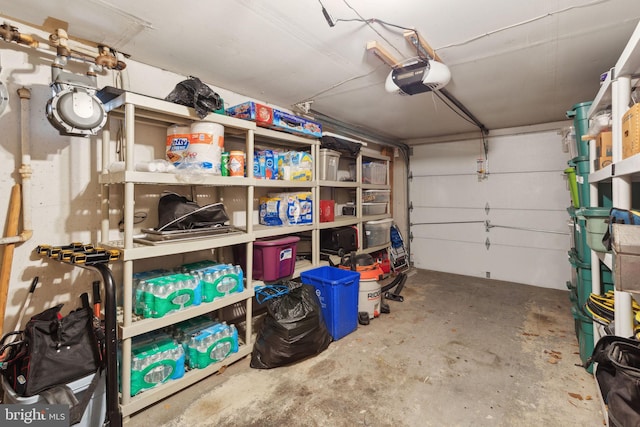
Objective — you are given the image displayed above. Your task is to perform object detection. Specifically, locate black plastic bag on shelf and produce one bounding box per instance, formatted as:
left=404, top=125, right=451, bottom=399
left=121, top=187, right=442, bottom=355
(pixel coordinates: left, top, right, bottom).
left=157, top=192, right=229, bottom=231
left=250, top=282, right=332, bottom=369
left=165, top=76, right=223, bottom=119
left=321, top=135, right=362, bottom=157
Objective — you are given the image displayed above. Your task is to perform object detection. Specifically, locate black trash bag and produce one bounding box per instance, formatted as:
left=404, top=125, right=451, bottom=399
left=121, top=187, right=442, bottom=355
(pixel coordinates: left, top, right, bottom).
left=157, top=192, right=229, bottom=231
left=321, top=135, right=362, bottom=157
left=250, top=283, right=332, bottom=369
left=165, top=76, right=223, bottom=119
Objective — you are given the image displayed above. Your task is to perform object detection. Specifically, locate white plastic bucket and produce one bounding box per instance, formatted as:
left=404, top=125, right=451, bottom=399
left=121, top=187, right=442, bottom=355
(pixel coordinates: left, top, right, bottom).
left=319, top=148, right=340, bottom=181
left=358, top=278, right=381, bottom=318
left=188, top=122, right=225, bottom=173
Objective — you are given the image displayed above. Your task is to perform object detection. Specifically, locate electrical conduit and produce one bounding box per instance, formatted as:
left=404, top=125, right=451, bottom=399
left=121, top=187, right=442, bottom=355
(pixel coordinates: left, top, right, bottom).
left=0, top=88, right=33, bottom=334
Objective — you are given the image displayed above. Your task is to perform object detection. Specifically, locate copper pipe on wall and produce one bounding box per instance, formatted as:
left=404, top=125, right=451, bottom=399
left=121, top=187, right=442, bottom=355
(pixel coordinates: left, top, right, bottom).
left=1, top=23, right=127, bottom=71
left=48, top=28, right=70, bottom=57
left=95, top=45, right=126, bottom=70
left=0, top=24, right=39, bottom=48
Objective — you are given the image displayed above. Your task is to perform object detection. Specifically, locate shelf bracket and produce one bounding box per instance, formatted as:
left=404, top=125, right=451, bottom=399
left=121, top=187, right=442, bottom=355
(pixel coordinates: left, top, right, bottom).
left=403, top=30, right=443, bottom=63
left=366, top=40, right=402, bottom=68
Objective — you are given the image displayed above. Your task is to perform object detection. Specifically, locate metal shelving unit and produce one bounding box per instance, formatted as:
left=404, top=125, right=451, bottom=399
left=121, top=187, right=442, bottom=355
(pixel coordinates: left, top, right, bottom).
left=585, top=19, right=640, bottom=424
left=359, top=149, right=392, bottom=254
left=97, top=91, right=395, bottom=418
left=587, top=19, right=640, bottom=340
left=98, top=92, right=321, bottom=418
left=317, top=146, right=392, bottom=254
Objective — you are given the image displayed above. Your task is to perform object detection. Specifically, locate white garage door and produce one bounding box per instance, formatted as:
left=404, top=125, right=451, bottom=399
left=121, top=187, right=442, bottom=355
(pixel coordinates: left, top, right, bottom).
left=409, top=129, right=572, bottom=290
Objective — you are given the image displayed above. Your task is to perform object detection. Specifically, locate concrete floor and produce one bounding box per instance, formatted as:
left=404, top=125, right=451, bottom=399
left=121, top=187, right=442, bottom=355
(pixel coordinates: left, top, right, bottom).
left=125, top=269, right=603, bottom=427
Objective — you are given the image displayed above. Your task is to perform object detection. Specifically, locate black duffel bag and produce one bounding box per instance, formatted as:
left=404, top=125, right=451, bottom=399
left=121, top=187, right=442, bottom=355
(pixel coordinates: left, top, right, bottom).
left=0, top=295, right=101, bottom=397
left=586, top=335, right=640, bottom=427
left=157, top=192, right=230, bottom=231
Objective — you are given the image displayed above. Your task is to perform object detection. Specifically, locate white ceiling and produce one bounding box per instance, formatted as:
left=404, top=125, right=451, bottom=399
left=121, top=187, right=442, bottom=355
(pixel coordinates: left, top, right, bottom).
left=1, top=0, right=639, bottom=144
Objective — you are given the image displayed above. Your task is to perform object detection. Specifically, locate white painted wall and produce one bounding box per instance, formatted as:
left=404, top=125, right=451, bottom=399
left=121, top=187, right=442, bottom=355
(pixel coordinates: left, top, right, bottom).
left=409, top=126, right=573, bottom=290
left=0, top=20, right=296, bottom=326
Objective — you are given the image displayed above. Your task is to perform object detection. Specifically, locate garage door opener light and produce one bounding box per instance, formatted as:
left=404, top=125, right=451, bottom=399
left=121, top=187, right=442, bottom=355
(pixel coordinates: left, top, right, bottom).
left=384, top=59, right=451, bottom=95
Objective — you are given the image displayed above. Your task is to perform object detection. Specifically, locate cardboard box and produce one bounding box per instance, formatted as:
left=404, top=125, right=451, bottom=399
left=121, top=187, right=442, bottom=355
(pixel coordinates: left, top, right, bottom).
left=596, top=131, right=612, bottom=157
left=612, top=223, right=640, bottom=294
left=225, top=101, right=273, bottom=127
left=595, top=156, right=612, bottom=170
left=622, top=103, right=640, bottom=159
left=271, top=109, right=322, bottom=138
left=227, top=101, right=322, bottom=138
left=253, top=149, right=278, bottom=180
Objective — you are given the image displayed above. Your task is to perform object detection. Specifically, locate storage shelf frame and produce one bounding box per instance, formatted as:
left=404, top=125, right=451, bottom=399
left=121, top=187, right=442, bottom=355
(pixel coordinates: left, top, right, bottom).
left=584, top=19, right=640, bottom=424
left=98, top=92, right=394, bottom=418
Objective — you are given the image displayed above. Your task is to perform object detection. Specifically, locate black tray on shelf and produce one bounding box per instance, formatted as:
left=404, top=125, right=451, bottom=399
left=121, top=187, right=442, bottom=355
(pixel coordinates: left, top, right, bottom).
left=134, top=225, right=240, bottom=245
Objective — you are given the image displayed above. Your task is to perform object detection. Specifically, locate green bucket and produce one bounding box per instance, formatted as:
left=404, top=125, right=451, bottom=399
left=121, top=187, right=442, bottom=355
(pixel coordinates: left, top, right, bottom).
left=566, top=101, right=593, bottom=158
left=577, top=207, right=611, bottom=253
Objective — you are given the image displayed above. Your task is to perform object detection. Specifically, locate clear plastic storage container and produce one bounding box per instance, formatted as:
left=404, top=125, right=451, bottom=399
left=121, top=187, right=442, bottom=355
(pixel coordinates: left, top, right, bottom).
left=362, top=162, right=387, bottom=184
left=362, top=202, right=388, bottom=215
left=362, top=189, right=391, bottom=203
left=319, top=149, right=340, bottom=181
left=364, top=218, right=393, bottom=248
